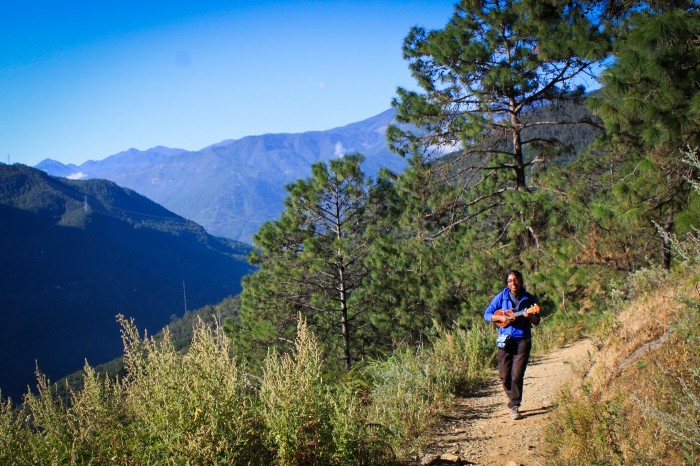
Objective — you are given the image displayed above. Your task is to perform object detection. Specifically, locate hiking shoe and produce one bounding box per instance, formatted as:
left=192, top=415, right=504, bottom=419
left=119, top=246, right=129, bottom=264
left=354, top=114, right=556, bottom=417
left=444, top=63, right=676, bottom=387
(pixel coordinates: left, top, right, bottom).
left=509, top=406, right=522, bottom=420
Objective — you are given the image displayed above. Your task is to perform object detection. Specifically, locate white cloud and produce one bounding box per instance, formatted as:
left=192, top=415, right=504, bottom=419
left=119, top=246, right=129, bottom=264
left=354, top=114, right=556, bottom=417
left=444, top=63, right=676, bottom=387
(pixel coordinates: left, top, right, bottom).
left=428, top=141, right=462, bottom=156
left=66, top=172, right=87, bottom=180
left=334, top=142, right=346, bottom=158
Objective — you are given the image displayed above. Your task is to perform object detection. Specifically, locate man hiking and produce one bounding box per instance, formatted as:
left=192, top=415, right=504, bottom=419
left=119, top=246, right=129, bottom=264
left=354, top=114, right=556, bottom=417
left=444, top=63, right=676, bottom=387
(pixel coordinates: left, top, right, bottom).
left=484, top=270, right=541, bottom=420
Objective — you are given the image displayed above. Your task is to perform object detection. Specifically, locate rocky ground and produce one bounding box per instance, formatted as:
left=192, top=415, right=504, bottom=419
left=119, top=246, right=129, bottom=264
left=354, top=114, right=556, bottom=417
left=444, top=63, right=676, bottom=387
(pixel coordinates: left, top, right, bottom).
left=412, top=339, right=596, bottom=466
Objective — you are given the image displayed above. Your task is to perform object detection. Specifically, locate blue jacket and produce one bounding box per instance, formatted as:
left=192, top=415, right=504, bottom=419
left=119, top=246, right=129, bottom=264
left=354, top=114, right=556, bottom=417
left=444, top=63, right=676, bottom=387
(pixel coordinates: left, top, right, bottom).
left=483, top=287, right=540, bottom=339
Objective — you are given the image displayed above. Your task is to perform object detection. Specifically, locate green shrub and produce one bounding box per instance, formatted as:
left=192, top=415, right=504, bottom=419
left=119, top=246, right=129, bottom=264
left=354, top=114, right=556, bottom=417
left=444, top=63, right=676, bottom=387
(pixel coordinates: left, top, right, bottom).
left=63, top=364, right=128, bottom=464
left=260, top=317, right=334, bottom=465
left=0, top=366, right=127, bottom=465
left=23, top=372, right=73, bottom=464
left=327, top=386, right=394, bottom=466
left=427, top=320, right=494, bottom=389
left=0, top=395, right=31, bottom=465
left=0, top=313, right=497, bottom=465
left=119, top=315, right=269, bottom=465
left=259, top=317, right=397, bottom=465
left=365, top=346, right=436, bottom=456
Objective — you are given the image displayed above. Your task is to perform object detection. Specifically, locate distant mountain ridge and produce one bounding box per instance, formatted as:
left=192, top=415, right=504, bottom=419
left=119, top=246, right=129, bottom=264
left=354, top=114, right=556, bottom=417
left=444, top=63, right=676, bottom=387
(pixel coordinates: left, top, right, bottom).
left=0, top=164, right=253, bottom=401
left=37, top=109, right=405, bottom=243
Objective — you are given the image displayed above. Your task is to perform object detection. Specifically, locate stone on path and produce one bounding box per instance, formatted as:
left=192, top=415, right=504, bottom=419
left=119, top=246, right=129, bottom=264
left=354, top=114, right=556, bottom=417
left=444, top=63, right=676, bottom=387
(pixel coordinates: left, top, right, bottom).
left=440, top=452, right=461, bottom=463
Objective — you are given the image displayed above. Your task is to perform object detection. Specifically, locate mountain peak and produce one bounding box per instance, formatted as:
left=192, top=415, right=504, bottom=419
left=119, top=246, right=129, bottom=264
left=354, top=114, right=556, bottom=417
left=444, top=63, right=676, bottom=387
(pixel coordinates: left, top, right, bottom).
left=37, top=109, right=405, bottom=243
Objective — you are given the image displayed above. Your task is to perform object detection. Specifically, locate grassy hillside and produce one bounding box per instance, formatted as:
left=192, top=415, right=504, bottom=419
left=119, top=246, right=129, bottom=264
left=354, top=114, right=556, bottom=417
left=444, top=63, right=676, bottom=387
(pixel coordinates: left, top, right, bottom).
left=546, top=263, right=700, bottom=464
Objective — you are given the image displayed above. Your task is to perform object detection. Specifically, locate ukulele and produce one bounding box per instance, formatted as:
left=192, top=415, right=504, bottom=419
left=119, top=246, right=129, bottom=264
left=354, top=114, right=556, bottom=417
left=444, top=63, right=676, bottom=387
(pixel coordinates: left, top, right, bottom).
left=494, top=304, right=540, bottom=328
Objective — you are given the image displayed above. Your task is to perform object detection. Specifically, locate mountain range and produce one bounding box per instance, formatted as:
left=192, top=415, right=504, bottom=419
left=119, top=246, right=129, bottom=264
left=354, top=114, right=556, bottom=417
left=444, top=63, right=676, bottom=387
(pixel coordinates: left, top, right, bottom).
left=37, top=109, right=406, bottom=243
left=0, top=164, right=253, bottom=401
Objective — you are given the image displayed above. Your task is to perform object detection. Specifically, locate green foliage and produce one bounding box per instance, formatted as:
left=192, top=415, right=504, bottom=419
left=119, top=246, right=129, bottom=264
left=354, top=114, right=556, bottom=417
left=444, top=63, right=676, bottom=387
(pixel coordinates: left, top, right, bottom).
left=593, top=9, right=700, bottom=150
left=363, top=321, right=493, bottom=456
left=119, top=315, right=268, bottom=464
left=389, top=0, right=608, bottom=245
left=16, top=368, right=125, bottom=464
left=260, top=318, right=333, bottom=465
left=587, top=8, right=700, bottom=269
left=258, top=316, right=397, bottom=465
left=62, top=365, right=127, bottom=464
left=326, top=387, right=395, bottom=466
left=239, top=154, right=379, bottom=372
left=0, top=312, right=499, bottom=465
left=0, top=318, right=272, bottom=465
left=0, top=396, right=31, bottom=464
left=365, top=348, right=440, bottom=455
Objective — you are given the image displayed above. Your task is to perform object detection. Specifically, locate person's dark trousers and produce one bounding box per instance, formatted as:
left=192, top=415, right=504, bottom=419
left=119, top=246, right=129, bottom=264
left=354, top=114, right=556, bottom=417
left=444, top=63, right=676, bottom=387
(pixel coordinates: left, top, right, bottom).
left=497, top=338, right=532, bottom=409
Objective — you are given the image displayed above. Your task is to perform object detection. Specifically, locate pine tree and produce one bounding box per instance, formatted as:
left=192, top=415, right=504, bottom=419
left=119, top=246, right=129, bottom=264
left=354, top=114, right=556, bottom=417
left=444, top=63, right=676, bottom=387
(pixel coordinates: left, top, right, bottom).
left=237, top=154, right=374, bottom=372
left=387, top=0, right=609, bottom=256
left=589, top=8, right=699, bottom=268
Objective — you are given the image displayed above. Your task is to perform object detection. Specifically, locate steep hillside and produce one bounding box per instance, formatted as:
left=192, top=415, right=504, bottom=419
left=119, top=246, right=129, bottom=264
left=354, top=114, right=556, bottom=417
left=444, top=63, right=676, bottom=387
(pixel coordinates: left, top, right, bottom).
left=0, top=164, right=253, bottom=401
left=546, top=267, right=700, bottom=464
left=37, top=110, right=405, bottom=243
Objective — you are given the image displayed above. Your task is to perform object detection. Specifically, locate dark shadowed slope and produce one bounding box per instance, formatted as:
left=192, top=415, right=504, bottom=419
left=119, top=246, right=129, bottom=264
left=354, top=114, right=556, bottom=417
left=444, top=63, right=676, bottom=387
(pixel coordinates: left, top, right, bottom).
left=0, top=164, right=253, bottom=401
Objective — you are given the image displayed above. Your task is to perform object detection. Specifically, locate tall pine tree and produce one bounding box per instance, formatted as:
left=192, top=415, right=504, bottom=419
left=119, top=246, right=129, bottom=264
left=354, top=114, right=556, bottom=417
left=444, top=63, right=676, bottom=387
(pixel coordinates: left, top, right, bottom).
left=387, top=0, right=609, bottom=260
left=589, top=7, right=699, bottom=268
left=237, top=154, right=374, bottom=371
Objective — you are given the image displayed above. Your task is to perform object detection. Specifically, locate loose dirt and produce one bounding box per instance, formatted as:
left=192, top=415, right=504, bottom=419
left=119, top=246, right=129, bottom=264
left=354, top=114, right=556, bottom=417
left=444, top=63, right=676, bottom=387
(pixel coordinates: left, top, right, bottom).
left=414, top=339, right=596, bottom=466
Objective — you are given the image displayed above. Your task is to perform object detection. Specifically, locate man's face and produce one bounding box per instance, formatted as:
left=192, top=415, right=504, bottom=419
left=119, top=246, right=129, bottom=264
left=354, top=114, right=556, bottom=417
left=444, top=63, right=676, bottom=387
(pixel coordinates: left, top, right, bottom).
left=507, top=274, right=522, bottom=295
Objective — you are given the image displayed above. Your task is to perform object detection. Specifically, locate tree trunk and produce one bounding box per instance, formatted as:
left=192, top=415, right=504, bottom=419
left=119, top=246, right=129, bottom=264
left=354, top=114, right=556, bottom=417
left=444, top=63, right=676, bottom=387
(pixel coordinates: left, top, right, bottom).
left=338, top=262, right=352, bottom=371
left=510, top=101, right=527, bottom=192
left=333, top=191, right=353, bottom=371
left=511, top=109, right=531, bottom=250
left=661, top=211, right=674, bottom=271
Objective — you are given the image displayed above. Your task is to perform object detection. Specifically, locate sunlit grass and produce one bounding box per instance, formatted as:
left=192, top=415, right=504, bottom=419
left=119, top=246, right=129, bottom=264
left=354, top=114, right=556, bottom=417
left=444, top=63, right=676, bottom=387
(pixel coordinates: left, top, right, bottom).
left=545, top=263, right=700, bottom=465
left=0, top=313, right=498, bottom=465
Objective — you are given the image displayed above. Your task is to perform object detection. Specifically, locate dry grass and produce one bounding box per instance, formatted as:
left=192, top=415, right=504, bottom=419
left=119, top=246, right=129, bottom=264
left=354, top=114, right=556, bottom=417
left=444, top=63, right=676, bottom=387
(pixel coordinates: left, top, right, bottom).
left=546, top=265, right=700, bottom=465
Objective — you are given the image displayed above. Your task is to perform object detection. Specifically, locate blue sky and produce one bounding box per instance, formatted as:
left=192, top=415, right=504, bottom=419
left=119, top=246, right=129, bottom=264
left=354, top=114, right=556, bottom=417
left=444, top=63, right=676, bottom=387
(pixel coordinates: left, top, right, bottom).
left=0, top=0, right=457, bottom=167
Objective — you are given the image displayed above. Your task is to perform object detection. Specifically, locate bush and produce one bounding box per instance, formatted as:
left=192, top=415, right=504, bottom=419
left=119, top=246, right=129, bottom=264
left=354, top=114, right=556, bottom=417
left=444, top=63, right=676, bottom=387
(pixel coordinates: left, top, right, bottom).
left=428, top=320, right=494, bottom=389
left=327, top=386, right=394, bottom=466
left=260, top=317, right=395, bottom=465
left=0, top=395, right=31, bottom=465
left=0, top=314, right=497, bottom=465
left=119, top=315, right=269, bottom=464
left=260, top=318, right=333, bottom=465
left=23, top=372, right=74, bottom=464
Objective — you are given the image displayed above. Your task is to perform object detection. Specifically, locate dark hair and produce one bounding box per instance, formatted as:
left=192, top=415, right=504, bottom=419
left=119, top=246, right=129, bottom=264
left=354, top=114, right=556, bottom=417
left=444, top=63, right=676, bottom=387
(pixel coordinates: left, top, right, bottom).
left=505, top=269, right=523, bottom=284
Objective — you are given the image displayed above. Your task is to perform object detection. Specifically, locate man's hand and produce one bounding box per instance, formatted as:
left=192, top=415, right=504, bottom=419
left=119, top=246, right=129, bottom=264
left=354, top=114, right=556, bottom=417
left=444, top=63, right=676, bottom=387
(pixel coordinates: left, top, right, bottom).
left=526, top=309, right=539, bottom=323
left=498, top=311, right=515, bottom=326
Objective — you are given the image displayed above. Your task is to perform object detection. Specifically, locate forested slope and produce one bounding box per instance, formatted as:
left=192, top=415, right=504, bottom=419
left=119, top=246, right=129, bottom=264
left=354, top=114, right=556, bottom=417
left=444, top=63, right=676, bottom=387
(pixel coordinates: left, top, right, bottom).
left=0, top=164, right=252, bottom=400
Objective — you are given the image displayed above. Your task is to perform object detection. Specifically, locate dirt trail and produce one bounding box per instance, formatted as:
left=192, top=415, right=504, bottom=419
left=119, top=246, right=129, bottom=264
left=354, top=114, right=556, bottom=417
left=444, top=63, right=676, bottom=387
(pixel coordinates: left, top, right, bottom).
left=415, top=339, right=596, bottom=466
